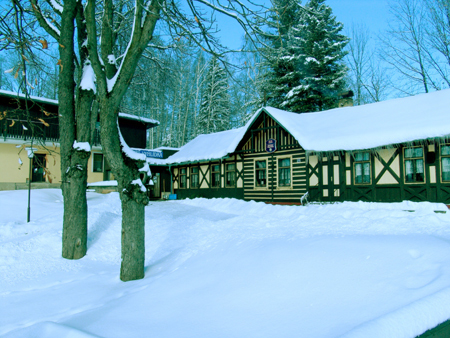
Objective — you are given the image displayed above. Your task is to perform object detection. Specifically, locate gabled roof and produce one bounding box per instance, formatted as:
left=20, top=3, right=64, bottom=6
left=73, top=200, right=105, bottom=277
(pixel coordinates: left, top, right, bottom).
left=258, top=89, right=450, bottom=152
left=118, top=112, right=159, bottom=127
left=165, top=127, right=247, bottom=164
left=0, top=89, right=58, bottom=106
left=164, top=89, right=450, bottom=164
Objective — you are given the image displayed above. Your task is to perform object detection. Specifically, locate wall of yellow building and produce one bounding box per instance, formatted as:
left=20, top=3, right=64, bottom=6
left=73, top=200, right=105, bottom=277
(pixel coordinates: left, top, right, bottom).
left=0, top=143, right=61, bottom=183
left=1, top=143, right=106, bottom=186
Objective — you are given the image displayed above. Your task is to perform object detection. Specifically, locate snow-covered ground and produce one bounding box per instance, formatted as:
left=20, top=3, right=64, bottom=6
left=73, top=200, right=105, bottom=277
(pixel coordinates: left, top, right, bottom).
left=1, top=190, right=450, bottom=338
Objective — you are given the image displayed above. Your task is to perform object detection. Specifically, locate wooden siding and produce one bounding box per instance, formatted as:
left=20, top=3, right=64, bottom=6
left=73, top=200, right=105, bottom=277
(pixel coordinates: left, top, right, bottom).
left=241, top=116, right=299, bottom=153
left=237, top=114, right=308, bottom=203
left=243, top=149, right=307, bottom=202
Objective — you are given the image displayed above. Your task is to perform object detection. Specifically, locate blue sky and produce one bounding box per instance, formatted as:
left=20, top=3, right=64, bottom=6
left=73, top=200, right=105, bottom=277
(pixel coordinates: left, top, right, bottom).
left=217, top=0, right=392, bottom=50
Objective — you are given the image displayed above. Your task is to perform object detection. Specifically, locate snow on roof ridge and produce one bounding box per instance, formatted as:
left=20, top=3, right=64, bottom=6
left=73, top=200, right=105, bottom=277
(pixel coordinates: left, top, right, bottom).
left=0, top=89, right=58, bottom=105
left=118, top=112, right=159, bottom=125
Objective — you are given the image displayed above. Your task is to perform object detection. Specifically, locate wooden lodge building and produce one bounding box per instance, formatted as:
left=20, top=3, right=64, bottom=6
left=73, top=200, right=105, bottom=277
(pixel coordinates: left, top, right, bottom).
left=165, top=89, right=450, bottom=205
left=0, top=90, right=159, bottom=190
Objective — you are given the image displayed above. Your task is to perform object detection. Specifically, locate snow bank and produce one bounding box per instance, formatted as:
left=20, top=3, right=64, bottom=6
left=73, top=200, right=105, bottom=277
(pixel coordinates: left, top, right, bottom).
left=2, top=191, right=450, bottom=338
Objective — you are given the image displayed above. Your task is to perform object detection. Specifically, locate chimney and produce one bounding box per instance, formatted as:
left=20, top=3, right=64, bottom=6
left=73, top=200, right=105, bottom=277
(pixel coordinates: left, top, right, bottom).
left=338, top=90, right=354, bottom=108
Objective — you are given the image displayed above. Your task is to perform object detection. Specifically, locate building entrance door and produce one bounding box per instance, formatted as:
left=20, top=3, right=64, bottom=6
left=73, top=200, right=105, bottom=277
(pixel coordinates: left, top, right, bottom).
left=323, top=155, right=343, bottom=201
left=32, top=154, right=46, bottom=182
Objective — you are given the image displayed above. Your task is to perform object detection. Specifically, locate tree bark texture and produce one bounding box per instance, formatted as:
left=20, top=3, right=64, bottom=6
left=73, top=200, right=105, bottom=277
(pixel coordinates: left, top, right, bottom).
left=120, top=193, right=146, bottom=281
left=62, top=150, right=89, bottom=259
left=55, top=0, right=89, bottom=260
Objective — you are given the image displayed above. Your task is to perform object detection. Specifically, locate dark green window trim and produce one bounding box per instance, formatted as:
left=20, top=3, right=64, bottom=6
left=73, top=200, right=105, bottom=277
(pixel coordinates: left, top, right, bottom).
left=404, top=146, right=425, bottom=184
left=354, top=151, right=371, bottom=185
left=179, top=167, right=187, bottom=189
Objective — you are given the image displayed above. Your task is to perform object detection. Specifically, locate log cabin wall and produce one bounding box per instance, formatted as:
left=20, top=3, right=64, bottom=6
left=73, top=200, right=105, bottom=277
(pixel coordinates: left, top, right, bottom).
left=237, top=113, right=308, bottom=203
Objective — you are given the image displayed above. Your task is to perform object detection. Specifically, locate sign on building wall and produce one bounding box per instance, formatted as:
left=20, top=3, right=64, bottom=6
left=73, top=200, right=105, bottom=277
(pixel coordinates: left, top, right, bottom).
left=266, top=139, right=277, bottom=153
left=133, top=149, right=164, bottom=159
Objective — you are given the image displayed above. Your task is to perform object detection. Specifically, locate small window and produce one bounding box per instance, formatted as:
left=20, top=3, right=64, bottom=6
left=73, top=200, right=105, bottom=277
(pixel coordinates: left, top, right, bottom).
left=404, top=146, right=424, bottom=183
left=278, top=158, right=291, bottom=187
left=211, top=164, right=220, bottom=188
left=179, top=168, right=187, bottom=189
left=441, top=145, right=450, bottom=182
left=354, top=152, right=371, bottom=184
left=93, top=153, right=103, bottom=172
left=255, top=160, right=267, bottom=187
left=225, top=163, right=236, bottom=187
left=191, top=167, right=199, bottom=188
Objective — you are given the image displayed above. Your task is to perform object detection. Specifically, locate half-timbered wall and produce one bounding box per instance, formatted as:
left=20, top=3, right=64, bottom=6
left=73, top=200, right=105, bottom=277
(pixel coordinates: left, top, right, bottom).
left=307, top=142, right=450, bottom=204
left=171, top=155, right=244, bottom=199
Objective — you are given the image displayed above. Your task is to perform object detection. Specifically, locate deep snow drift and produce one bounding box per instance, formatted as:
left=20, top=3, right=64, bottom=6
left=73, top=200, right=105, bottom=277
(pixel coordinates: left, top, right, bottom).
left=1, top=189, right=450, bottom=338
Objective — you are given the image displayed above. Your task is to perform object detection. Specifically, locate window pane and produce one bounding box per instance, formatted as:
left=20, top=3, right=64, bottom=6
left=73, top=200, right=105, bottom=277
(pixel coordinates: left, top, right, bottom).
left=355, top=163, right=362, bottom=183
left=363, top=152, right=370, bottom=161
left=443, top=158, right=450, bottom=181
left=93, top=154, right=103, bottom=172
left=279, top=158, right=290, bottom=167
left=192, top=167, right=199, bottom=174
left=181, top=168, right=186, bottom=174
left=415, top=159, right=424, bottom=174
left=363, top=163, right=370, bottom=183
left=255, top=160, right=267, bottom=187
left=227, top=163, right=235, bottom=171
left=442, top=146, right=450, bottom=156
left=414, top=147, right=423, bottom=157
left=212, top=165, right=219, bottom=172
left=355, top=153, right=363, bottom=161
left=212, top=173, right=220, bottom=187
left=256, top=160, right=266, bottom=169
left=405, top=148, right=413, bottom=158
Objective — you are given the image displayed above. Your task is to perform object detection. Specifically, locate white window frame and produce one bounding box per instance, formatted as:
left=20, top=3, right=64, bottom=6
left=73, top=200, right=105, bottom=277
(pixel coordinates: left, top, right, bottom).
left=254, top=158, right=269, bottom=190
left=277, top=156, right=292, bottom=190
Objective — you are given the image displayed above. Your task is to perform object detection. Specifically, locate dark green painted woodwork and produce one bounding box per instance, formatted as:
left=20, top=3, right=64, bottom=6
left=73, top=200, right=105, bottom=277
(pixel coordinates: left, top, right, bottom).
left=416, top=319, right=450, bottom=338
left=306, top=142, right=450, bottom=204
left=171, top=109, right=450, bottom=205
left=175, top=187, right=244, bottom=200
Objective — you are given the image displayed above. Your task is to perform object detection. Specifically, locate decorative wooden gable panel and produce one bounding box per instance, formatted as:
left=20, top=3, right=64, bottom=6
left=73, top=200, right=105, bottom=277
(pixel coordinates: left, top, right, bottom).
left=239, top=113, right=300, bottom=154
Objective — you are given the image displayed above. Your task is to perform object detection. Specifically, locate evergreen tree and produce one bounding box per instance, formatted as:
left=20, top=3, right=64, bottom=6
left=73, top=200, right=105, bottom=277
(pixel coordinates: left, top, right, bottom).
left=197, top=57, right=230, bottom=135
left=281, top=0, right=349, bottom=112
left=258, top=0, right=303, bottom=108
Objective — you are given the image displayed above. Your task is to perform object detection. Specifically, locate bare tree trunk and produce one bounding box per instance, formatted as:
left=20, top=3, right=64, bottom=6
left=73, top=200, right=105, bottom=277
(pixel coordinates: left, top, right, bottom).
left=120, top=192, right=145, bottom=280
left=57, top=0, right=88, bottom=259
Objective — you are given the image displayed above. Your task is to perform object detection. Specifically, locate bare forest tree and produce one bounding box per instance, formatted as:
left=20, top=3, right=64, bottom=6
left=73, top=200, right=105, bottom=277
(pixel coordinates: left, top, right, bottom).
left=345, top=24, right=390, bottom=104
left=379, top=0, right=450, bottom=95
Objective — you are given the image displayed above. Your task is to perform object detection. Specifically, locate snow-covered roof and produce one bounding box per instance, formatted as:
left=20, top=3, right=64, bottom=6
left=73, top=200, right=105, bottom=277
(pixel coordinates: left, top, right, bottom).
left=259, top=89, right=450, bottom=152
left=118, top=112, right=159, bottom=126
left=0, top=89, right=58, bottom=106
left=0, top=90, right=161, bottom=127
left=158, top=89, right=450, bottom=165
left=165, top=127, right=247, bottom=164
left=155, top=146, right=180, bottom=151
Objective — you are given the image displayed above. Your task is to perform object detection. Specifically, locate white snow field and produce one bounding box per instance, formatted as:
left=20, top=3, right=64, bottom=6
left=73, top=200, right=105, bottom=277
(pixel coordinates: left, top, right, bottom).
left=2, top=189, right=450, bottom=338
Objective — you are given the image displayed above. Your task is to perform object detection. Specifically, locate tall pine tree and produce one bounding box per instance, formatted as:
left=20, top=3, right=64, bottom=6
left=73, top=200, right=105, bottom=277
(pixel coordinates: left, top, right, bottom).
left=196, top=57, right=230, bottom=135
left=281, top=0, right=349, bottom=112
left=258, top=0, right=303, bottom=108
